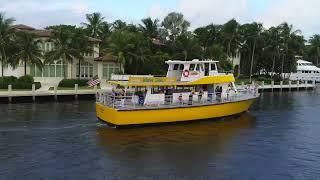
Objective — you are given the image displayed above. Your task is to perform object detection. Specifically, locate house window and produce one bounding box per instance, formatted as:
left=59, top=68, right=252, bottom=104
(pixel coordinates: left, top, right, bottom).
left=76, top=62, right=94, bottom=79
left=103, top=63, right=120, bottom=79
left=30, top=60, right=66, bottom=77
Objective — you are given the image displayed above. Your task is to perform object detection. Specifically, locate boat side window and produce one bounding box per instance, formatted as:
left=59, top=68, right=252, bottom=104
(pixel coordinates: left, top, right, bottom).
left=211, top=64, right=216, bottom=71
left=175, top=86, right=192, bottom=93
left=173, top=64, right=179, bottom=70
left=189, top=64, right=195, bottom=71
left=151, top=87, right=164, bottom=94
left=179, top=64, right=184, bottom=70
left=196, top=64, right=203, bottom=71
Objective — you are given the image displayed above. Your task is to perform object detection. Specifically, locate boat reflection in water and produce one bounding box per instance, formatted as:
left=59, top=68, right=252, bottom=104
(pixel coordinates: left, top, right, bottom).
left=95, top=113, right=256, bottom=178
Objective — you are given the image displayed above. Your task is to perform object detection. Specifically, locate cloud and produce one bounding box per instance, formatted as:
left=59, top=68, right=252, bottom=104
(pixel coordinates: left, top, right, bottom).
left=148, top=0, right=253, bottom=29
left=1, top=0, right=320, bottom=37
left=147, top=0, right=320, bottom=37
left=0, top=0, right=91, bottom=28
left=258, top=0, right=320, bottom=37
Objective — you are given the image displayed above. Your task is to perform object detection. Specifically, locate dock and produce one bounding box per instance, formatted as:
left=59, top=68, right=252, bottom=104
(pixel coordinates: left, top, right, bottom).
left=237, top=80, right=316, bottom=92
left=0, top=81, right=317, bottom=103
left=0, top=84, right=100, bottom=103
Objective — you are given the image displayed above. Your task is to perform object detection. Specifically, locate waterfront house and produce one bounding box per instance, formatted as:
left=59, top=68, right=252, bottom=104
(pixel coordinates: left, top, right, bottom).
left=0, top=24, right=122, bottom=87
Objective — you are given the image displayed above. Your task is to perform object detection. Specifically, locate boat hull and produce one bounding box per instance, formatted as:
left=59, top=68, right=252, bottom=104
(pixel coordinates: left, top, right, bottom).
left=96, top=99, right=256, bottom=126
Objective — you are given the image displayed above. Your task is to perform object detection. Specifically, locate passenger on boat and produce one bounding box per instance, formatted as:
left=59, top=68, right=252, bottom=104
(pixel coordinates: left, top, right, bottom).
left=215, top=86, right=223, bottom=101
left=188, top=90, right=194, bottom=105
left=178, top=93, right=183, bottom=104
left=198, top=89, right=203, bottom=102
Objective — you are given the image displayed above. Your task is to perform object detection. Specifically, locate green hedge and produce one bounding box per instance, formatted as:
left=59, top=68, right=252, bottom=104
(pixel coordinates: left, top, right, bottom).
left=0, top=75, right=41, bottom=89
left=58, top=79, right=88, bottom=87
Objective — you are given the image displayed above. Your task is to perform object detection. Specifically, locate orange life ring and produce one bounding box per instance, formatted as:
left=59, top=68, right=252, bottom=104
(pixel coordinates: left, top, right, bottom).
left=183, top=70, right=190, bottom=77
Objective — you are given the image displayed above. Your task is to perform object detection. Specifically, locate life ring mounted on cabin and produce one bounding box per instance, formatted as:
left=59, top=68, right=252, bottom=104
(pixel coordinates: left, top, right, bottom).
left=182, top=70, right=190, bottom=77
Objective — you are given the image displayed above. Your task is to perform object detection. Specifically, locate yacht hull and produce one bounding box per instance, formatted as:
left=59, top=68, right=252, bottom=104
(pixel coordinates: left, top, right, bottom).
left=96, top=99, right=256, bottom=126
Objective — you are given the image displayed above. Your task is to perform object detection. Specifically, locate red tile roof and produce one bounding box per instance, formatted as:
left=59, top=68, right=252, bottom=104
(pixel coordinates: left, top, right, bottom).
left=13, top=24, right=101, bottom=42
left=94, top=54, right=118, bottom=62
left=13, top=24, right=35, bottom=30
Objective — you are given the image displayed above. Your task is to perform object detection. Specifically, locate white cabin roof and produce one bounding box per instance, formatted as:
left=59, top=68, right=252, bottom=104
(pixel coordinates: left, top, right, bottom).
left=166, top=59, right=219, bottom=64
left=297, top=60, right=312, bottom=64
left=296, top=59, right=320, bottom=71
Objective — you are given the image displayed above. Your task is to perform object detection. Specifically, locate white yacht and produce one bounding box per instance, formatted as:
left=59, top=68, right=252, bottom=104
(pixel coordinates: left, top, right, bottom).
left=290, top=56, right=320, bottom=82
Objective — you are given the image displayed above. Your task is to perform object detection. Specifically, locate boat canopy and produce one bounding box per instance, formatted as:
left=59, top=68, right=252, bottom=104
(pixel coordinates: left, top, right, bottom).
left=108, top=74, right=235, bottom=87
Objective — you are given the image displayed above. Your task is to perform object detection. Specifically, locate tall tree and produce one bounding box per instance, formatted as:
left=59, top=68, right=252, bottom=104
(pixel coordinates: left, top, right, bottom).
left=239, top=22, right=263, bottom=82
left=0, top=13, right=15, bottom=77
left=174, top=34, right=201, bottom=61
left=82, top=12, right=104, bottom=38
left=11, top=31, right=43, bottom=76
left=98, top=22, right=112, bottom=50
left=162, top=12, right=190, bottom=42
left=308, top=34, right=320, bottom=66
left=112, top=20, right=127, bottom=31
left=139, top=17, right=159, bottom=39
left=278, top=23, right=302, bottom=78
left=44, top=27, right=83, bottom=78
left=194, top=24, right=222, bottom=50
left=72, top=28, right=93, bottom=79
left=221, top=19, right=240, bottom=58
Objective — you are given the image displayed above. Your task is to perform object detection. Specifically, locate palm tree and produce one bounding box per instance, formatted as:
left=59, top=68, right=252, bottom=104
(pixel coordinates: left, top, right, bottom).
left=12, top=31, right=43, bottom=76
left=139, top=17, right=159, bottom=39
left=240, top=22, right=263, bottom=82
left=308, top=34, right=320, bottom=66
left=71, top=28, right=92, bottom=79
left=175, top=34, right=201, bottom=61
left=162, top=12, right=190, bottom=42
left=0, top=13, right=15, bottom=77
left=221, top=19, right=240, bottom=58
left=278, top=23, right=302, bottom=79
left=82, top=12, right=104, bottom=38
left=98, top=22, right=112, bottom=50
left=104, top=30, right=132, bottom=73
left=45, top=27, right=82, bottom=78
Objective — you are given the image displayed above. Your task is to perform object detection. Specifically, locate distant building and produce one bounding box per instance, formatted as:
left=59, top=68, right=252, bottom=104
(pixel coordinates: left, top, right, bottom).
left=0, top=24, right=122, bottom=86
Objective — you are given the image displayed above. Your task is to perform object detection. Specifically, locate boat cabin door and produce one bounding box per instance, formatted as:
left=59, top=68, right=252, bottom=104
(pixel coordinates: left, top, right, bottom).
left=204, top=63, right=210, bottom=76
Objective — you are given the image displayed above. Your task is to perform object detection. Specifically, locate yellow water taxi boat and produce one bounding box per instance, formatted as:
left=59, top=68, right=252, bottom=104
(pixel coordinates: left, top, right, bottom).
left=96, top=59, right=259, bottom=127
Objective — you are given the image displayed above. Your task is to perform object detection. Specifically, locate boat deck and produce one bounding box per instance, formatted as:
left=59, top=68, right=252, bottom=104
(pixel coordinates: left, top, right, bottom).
left=98, top=93, right=258, bottom=111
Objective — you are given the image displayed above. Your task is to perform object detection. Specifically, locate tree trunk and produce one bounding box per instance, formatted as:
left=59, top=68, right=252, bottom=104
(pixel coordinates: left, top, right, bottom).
left=227, top=39, right=232, bottom=58
left=237, top=63, right=241, bottom=78
left=63, top=54, right=66, bottom=79
left=1, top=61, right=3, bottom=77
left=78, top=58, right=81, bottom=79
left=271, top=54, right=276, bottom=79
left=24, top=60, right=27, bottom=76
left=281, top=54, right=285, bottom=80
left=249, top=39, right=256, bottom=83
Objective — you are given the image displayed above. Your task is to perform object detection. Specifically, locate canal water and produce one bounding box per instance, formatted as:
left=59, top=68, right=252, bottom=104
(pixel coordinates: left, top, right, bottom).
left=1, top=89, right=320, bottom=180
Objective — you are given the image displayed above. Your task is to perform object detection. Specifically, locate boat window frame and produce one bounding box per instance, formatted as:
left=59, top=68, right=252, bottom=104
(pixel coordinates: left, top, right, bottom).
left=173, top=64, right=180, bottom=70
left=189, top=64, right=195, bottom=71
left=211, top=63, right=217, bottom=71
left=179, top=64, right=184, bottom=70
left=196, top=64, right=204, bottom=71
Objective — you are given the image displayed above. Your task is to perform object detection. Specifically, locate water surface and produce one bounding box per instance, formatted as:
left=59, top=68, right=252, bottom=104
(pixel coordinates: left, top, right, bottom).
left=0, top=89, right=320, bottom=179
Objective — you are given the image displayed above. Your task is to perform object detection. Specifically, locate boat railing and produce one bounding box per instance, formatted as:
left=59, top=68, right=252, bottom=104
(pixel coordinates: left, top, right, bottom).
left=96, top=89, right=258, bottom=110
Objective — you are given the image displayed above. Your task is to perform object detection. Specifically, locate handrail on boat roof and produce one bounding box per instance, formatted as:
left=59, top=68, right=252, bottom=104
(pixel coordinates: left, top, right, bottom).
left=108, top=74, right=235, bottom=87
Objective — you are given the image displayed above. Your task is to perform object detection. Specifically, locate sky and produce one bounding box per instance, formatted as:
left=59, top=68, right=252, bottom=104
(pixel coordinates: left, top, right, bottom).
left=1, top=0, right=319, bottom=37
